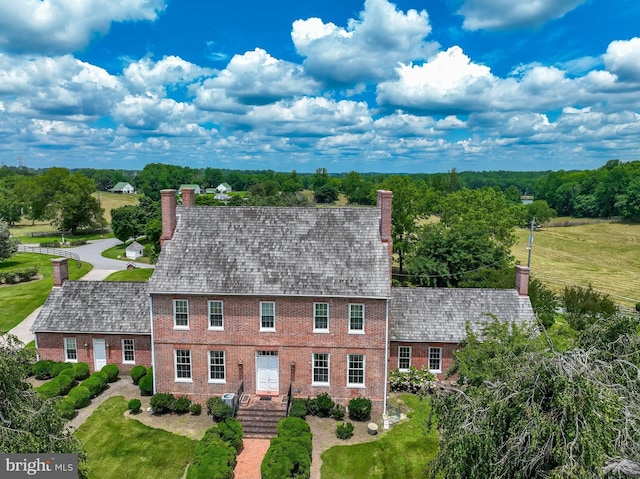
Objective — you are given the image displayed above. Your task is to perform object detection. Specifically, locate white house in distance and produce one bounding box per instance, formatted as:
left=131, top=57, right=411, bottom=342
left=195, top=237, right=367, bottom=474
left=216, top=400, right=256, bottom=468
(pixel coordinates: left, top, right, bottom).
left=216, top=183, right=232, bottom=193
left=125, top=241, right=144, bottom=259
left=109, top=182, right=134, bottom=194
left=179, top=184, right=202, bottom=195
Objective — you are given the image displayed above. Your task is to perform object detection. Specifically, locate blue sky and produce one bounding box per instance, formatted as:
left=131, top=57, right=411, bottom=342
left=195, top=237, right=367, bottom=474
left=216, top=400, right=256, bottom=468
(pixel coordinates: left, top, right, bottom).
left=0, top=0, right=639, bottom=173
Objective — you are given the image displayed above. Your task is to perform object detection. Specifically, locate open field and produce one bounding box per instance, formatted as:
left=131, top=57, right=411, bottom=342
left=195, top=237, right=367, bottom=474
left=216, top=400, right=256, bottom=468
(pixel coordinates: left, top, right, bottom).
left=512, top=220, right=640, bottom=309
left=93, top=191, right=139, bottom=223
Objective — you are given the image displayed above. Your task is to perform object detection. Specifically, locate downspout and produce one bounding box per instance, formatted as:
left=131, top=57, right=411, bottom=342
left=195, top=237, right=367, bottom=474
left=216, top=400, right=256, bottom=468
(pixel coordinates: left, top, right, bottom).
left=148, top=294, right=156, bottom=395
left=383, top=298, right=389, bottom=418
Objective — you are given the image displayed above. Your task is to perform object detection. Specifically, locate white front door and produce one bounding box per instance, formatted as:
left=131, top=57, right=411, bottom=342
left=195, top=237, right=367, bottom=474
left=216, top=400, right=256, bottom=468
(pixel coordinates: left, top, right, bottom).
left=256, top=352, right=279, bottom=394
left=93, top=339, right=107, bottom=371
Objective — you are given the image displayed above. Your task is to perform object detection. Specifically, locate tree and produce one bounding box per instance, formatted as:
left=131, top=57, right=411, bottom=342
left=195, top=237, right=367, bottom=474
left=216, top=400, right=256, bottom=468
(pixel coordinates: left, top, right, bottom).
left=0, top=175, right=23, bottom=226
left=0, top=220, right=19, bottom=261
left=562, top=284, right=618, bottom=331
left=0, top=334, right=87, bottom=476
left=526, top=200, right=556, bottom=226
left=50, top=173, right=103, bottom=234
left=111, top=205, right=147, bottom=243
left=314, top=183, right=338, bottom=204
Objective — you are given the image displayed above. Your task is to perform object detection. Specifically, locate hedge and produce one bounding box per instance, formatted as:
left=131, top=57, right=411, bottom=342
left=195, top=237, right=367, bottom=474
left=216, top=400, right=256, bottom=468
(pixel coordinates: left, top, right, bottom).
left=0, top=267, right=38, bottom=285
left=81, top=372, right=108, bottom=398
left=206, top=397, right=233, bottom=422
left=36, top=373, right=75, bottom=400
left=101, top=364, right=119, bottom=383
left=32, top=360, right=55, bottom=379
left=139, top=367, right=153, bottom=396
left=57, top=398, right=76, bottom=420
left=186, top=427, right=237, bottom=479
left=67, top=386, right=91, bottom=409
left=50, top=362, right=73, bottom=378
left=150, top=393, right=175, bottom=414
left=130, top=365, right=147, bottom=385
left=348, top=397, right=372, bottom=421
left=218, top=418, right=243, bottom=451
left=72, top=362, right=90, bottom=381
left=261, top=417, right=312, bottom=479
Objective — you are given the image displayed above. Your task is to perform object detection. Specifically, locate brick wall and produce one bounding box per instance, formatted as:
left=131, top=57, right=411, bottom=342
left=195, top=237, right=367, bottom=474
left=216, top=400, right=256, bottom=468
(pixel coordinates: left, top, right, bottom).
left=389, top=341, right=459, bottom=380
left=36, top=332, right=152, bottom=373
left=152, top=294, right=389, bottom=411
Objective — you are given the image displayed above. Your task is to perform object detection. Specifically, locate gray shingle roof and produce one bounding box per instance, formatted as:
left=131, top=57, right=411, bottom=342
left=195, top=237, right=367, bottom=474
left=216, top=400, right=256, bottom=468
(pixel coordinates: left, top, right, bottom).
left=149, top=206, right=391, bottom=298
left=31, top=282, right=150, bottom=334
left=391, top=287, right=535, bottom=343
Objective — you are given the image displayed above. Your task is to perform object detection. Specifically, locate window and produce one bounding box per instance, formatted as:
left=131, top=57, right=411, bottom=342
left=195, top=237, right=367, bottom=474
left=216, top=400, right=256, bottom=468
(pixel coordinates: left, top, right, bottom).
left=347, top=354, right=365, bottom=387
left=429, top=347, right=442, bottom=373
left=313, top=303, right=329, bottom=332
left=208, top=300, right=224, bottom=330
left=398, top=346, right=412, bottom=370
left=175, top=349, right=192, bottom=381
left=64, top=338, right=77, bottom=362
left=174, top=299, right=189, bottom=328
left=312, top=353, right=330, bottom=385
left=260, top=302, right=275, bottom=331
left=209, top=350, right=226, bottom=382
left=122, top=339, right=135, bottom=364
left=349, top=304, right=364, bottom=333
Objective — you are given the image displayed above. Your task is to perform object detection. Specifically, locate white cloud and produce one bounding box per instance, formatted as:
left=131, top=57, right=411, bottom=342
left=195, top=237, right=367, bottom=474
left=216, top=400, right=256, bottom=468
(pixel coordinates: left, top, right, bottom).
left=0, top=0, right=166, bottom=54
left=457, top=0, right=587, bottom=31
left=603, top=37, right=640, bottom=83
left=112, top=93, right=197, bottom=132
left=123, top=56, right=213, bottom=95
left=292, top=0, right=437, bottom=84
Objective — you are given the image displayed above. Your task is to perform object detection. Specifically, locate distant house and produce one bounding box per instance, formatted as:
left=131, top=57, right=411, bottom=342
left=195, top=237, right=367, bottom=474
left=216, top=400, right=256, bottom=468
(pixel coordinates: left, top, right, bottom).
left=178, top=184, right=202, bottom=195
left=109, top=182, right=134, bottom=194
left=521, top=195, right=534, bottom=205
left=216, top=183, right=232, bottom=193
left=125, top=241, right=145, bottom=259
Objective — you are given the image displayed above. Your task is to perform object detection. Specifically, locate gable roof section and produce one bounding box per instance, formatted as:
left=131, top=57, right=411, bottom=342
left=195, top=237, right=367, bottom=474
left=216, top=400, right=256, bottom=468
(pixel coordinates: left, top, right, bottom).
left=31, top=282, right=150, bottom=334
left=109, top=182, right=132, bottom=191
left=126, top=241, right=144, bottom=252
left=149, top=206, right=391, bottom=298
left=390, top=287, right=534, bottom=343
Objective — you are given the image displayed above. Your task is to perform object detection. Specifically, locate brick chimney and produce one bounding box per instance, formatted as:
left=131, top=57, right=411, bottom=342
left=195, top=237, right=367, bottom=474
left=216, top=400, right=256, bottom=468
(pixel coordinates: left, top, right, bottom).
left=52, top=258, right=68, bottom=287
left=160, top=189, right=177, bottom=248
left=376, top=190, right=393, bottom=269
left=181, top=187, right=195, bottom=207
left=515, top=265, right=530, bottom=296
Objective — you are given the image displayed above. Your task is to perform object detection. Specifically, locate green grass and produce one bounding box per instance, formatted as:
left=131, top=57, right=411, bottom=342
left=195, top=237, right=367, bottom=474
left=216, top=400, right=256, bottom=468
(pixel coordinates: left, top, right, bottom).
left=93, top=191, right=139, bottom=224
left=104, top=268, right=154, bottom=282
left=321, top=395, right=438, bottom=479
left=75, top=396, right=195, bottom=479
left=101, top=240, right=151, bottom=264
left=0, top=253, right=92, bottom=332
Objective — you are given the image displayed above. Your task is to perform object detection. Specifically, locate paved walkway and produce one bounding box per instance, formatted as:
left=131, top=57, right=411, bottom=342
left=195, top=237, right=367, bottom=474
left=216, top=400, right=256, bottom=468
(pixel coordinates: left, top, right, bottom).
left=9, top=238, right=154, bottom=344
left=234, top=438, right=270, bottom=479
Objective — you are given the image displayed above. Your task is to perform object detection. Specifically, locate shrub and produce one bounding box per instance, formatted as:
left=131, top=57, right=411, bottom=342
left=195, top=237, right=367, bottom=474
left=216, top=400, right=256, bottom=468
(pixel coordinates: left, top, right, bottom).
left=50, top=362, right=74, bottom=378
left=218, top=418, right=243, bottom=451
left=187, top=427, right=236, bottom=479
left=277, top=416, right=311, bottom=438
left=389, top=366, right=438, bottom=394
left=305, top=396, right=319, bottom=416
left=55, top=374, right=74, bottom=396
left=94, top=371, right=109, bottom=385
left=315, top=392, right=334, bottom=417
left=33, top=359, right=55, bottom=379
left=69, top=239, right=87, bottom=246
left=336, top=422, right=354, bottom=440
left=128, top=398, right=142, bottom=414
left=348, top=397, right=372, bottom=421
left=288, top=398, right=307, bottom=418
left=130, top=365, right=147, bottom=385
left=190, top=403, right=202, bottom=415
left=57, top=398, right=76, bottom=420
left=261, top=440, right=311, bottom=479
left=101, top=364, right=119, bottom=382
left=206, top=397, right=233, bottom=423
left=58, top=368, right=76, bottom=380
left=330, top=404, right=346, bottom=421
left=81, top=372, right=108, bottom=398
left=139, top=367, right=153, bottom=396
left=40, top=241, right=61, bottom=248
left=172, top=396, right=191, bottom=414
left=150, top=392, right=175, bottom=414
left=72, top=362, right=90, bottom=380
left=36, top=380, right=63, bottom=400
left=67, top=386, right=91, bottom=409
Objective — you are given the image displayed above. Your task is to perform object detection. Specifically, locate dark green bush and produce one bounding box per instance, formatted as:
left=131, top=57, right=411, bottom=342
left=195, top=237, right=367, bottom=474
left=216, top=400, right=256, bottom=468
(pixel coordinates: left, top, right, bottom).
left=174, top=396, right=191, bottom=414
left=58, top=367, right=76, bottom=380
left=336, top=422, right=354, bottom=440
left=57, top=398, right=76, bottom=420
left=130, top=365, right=147, bottom=385
left=55, top=374, right=74, bottom=396
left=187, top=427, right=236, bottom=479
left=348, top=397, right=372, bottom=421
left=261, top=440, right=311, bottom=479
left=128, top=398, right=142, bottom=414
left=81, top=372, right=108, bottom=398
left=40, top=241, right=61, bottom=248
left=101, top=364, right=119, bottom=382
left=288, top=398, right=307, bottom=418
left=305, top=396, right=319, bottom=416
left=206, top=397, right=233, bottom=422
left=139, top=367, right=153, bottom=396
left=330, top=404, right=346, bottom=421
left=94, top=371, right=109, bottom=385
left=150, top=392, right=175, bottom=414
left=190, top=403, right=202, bottom=415
left=218, top=418, right=243, bottom=451
left=51, top=362, right=74, bottom=378
left=68, top=386, right=91, bottom=409
left=33, top=360, right=55, bottom=379
left=72, top=362, right=90, bottom=380
left=36, top=380, right=63, bottom=400
left=315, top=392, right=334, bottom=417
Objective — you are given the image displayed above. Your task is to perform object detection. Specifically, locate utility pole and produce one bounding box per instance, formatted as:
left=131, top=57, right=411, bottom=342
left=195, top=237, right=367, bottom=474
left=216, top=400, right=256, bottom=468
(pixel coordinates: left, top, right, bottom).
left=526, top=217, right=535, bottom=268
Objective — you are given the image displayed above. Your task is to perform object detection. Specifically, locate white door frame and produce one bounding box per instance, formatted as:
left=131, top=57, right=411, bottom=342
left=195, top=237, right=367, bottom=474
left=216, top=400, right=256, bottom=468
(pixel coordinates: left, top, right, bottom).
left=256, top=351, right=279, bottom=394
left=93, top=338, right=107, bottom=371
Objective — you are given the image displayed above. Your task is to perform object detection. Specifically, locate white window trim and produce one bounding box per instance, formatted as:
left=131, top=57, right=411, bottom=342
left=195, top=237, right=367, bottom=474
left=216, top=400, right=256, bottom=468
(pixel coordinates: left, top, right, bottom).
left=311, top=353, right=330, bottom=387
left=398, top=346, right=412, bottom=371
left=208, top=300, right=224, bottom=331
left=122, top=339, right=135, bottom=364
left=64, top=337, right=78, bottom=363
left=348, top=303, right=365, bottom=334
left=428, top=347, right=442, bottom=374
left=173, top=299, right=189, bottom=330
left=208, top=350, right=226, bottom=384
left=174, top=349, right=192, bottom=382
left=313, top=302, right=329, bottom=333
left=347, top=354, right=366, bottom=388
left=260, top=301, right=276, bottom=332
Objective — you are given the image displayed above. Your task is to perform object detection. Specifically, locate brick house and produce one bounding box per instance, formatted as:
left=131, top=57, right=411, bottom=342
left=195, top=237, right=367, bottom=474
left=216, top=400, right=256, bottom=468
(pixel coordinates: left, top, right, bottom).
left=31, top=188, right=533, bottom=417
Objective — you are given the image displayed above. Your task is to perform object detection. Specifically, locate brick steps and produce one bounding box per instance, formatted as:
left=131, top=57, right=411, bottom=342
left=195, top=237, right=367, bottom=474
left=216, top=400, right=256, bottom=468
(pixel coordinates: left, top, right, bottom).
left=237, top=403, right=287, bottom=438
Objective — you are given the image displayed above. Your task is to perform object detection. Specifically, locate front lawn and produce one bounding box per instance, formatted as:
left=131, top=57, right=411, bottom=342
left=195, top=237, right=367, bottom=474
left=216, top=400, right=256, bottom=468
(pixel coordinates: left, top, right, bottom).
left=320, top=394, right=438, bottom=479
left=75, top=396, right=196, bottom=479
left=0, top=253, right=92, bottom=332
